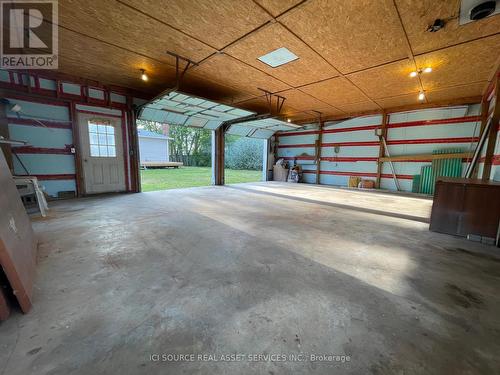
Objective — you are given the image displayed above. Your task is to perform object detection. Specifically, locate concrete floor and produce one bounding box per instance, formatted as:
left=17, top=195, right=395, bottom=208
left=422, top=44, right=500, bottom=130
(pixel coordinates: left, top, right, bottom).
left=1, top=182, right=500, bottom=374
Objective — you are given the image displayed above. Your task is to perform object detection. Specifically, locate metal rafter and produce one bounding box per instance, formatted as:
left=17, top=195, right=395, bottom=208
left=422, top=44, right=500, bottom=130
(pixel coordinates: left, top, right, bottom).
left=258, top=88, right=286, bottom=115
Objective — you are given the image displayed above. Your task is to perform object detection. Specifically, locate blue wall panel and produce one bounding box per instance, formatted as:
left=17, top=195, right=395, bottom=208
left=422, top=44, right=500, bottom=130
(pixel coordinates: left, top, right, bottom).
left=0, top=70, right=9, bottom=82
left=7, top=98, right=70, bottom=122
left=9, top=124, right=72, bottom=148
left=13, top=154, right=75, bottom=175
left=39, top=180, right=77, bottom=197
left=62, top=82, right=81, bottom=95
left=278, top=105, right=482, bottom=192
left=39, top=78, right=57, bottom=91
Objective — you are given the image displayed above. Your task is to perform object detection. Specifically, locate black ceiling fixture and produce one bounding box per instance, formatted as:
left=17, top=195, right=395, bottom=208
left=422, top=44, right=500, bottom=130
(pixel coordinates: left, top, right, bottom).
left=470, top=1, right=496, bottom=20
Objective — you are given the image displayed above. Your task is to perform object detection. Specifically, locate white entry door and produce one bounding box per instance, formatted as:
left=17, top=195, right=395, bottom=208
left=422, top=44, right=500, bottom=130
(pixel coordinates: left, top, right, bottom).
left=78, top=113, right=126, bottom=194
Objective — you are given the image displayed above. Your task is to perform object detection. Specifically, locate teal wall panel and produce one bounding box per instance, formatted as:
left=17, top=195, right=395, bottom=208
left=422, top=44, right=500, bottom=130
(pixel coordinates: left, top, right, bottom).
left=38, top=180, right=76, bottom=197
left=7, top=98, right=70, bottom=122
left=13, top=154, right=75, bottom=175
left=0, top=70, right=9, bottom=82
left=39, top=78, right=57, bottom=91
left=9, top=124, right=72, bottom=148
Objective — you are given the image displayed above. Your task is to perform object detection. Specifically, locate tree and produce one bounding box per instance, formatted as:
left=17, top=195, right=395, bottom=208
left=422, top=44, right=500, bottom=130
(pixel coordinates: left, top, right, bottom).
left=225, top=137, right=263, bottom=170
left=138, top=119, right=162, bottom=134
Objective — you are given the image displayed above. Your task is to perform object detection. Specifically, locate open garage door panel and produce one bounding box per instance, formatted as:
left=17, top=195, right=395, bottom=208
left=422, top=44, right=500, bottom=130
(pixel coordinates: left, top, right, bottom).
left=138, top=91, right=302, bottom=139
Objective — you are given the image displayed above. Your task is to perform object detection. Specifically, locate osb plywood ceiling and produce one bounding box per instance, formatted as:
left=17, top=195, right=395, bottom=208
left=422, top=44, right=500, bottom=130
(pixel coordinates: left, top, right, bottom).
left=51, top=1, right=500, bottom=120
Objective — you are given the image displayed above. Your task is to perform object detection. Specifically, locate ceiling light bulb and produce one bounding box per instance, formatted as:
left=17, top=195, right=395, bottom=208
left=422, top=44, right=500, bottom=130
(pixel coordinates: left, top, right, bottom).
left=287, top=119, right=291, bottom=123
left=423, top=67, right=432, bottom=73
left=409, top=71, right=418, bottom=78
left=140, top=69, right=148, bottom=82
left=418, top=92, right=425, bottom=101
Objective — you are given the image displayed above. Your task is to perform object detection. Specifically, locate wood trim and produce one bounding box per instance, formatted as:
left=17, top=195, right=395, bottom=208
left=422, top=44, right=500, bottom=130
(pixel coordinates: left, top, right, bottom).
left=278, top=137, right=478, bottom=149
left=379, top=152, right=472, bottom=162
left=315, top=119, right=324, bottom=184
left=70, top=102, right=83, bottom=197
left=303, top=170, right=413, bottom=180
left=14, top=173, right=76, bottom=180
left=322, top=141, right=380, bottom=147
left=375, top=112, right=387, bottom=189
left=281, top=155, right=315, bottom=160
left=472, top=99, right=488, bottom=179
left=387, top=137, right=479, bottom=145
left=387, top=116, right=481, bottom=129
left=278, top=143, right=316, bottom=148
left=7, top=117, right=72, bottom=129
left=0, top=103, right=12, bottom=170
left=121, top=110, right=130, bottom=191
left=295, top=97, right=482, bottom=125
left=12, top=146, right=72, bottom=155
left=482, top=76, right=499, bottom=180
left=322, top=156, right=378, bottom=162
left=76, top=109, right=123, bottom=118
left=129, top=104, right=141, bottom=193
left=214, top=127, right=225, bottom=185
left=323, top=124, right=379, bottom=133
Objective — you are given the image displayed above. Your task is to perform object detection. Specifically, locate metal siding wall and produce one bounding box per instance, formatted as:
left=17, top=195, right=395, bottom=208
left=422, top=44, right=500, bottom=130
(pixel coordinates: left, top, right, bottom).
left=61, top=82, right=81, bottom=96
left=488, top=89, right=500, bottom=181
left=39, top=180, right=77, bottom=195
left=320, top=115, right=381, bottom=186
left=75, top=104, right=122, bottom=117
left=492, top=123, right=500, bottom=181
left=6, top=98, right=75, bottom=197
left=110, top=92, right=127, bottom=104
left=88, top=88, right=105, bottom=100
left=13, top=154, right=75, bottom=175
left=8, top=125, right=72, bottom=148
left=6, top=98, right=70, bottom=122
left=278, top=106, right=482, bottom=192
left=39, top=78, right=57, bottom=90
left=139, top=137, right=168, bottom=162
left=0, top=69, right=142, bottom=195
left=0, top=70, right=10, bottom=82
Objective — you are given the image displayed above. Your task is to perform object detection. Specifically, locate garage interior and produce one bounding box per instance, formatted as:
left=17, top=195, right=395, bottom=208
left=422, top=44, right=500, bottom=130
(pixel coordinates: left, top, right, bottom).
left=1, top=1, right=500, bottom=374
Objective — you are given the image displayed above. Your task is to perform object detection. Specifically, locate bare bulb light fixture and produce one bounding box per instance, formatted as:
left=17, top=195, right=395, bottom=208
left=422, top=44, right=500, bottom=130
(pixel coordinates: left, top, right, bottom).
left=140, top=69, right=148, bottom=82
left=418, top=91, right=426, bottom=101
left=287, top=119, right=291, bottom=123
left=409, top=67, right=433, bottom=77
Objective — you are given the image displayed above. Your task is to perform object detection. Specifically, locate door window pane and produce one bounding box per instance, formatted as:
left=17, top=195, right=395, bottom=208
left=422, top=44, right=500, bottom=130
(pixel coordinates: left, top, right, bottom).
left=90, top=145, right=99, bottom=157
left=88, top=120, right=117, bottom=157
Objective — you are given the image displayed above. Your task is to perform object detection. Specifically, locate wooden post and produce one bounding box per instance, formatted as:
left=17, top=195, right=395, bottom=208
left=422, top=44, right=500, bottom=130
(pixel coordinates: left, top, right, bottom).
left=472, top=99, right=490, bottom=178
left=482, top=76, right=499, bottom=180
left=0, top=103, right=13, bottom=171
left=128, top=100, right=141, bottom=193
left=315, top=119, right=324, bottom=184
left=375, top=111, right=388, bottom=188
left=69, top=102, right=84, bottom=196
left=214, top=126, right=225, bottom=185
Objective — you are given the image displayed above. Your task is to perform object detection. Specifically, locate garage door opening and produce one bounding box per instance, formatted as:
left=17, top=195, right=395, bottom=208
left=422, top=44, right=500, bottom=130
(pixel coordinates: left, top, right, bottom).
left=137, top=120, right=212, bottom=191
left=224, top=134, right=265, bottom=184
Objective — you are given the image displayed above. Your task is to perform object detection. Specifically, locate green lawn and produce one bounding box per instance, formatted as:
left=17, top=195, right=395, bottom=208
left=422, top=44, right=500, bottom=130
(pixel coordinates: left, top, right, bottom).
left=140, top=166, right=262, bottom=192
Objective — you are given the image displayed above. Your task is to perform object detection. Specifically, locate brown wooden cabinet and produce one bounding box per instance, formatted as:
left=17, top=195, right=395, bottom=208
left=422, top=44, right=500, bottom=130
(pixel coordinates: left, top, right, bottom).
left=430, top=178, right=500, bottom=244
